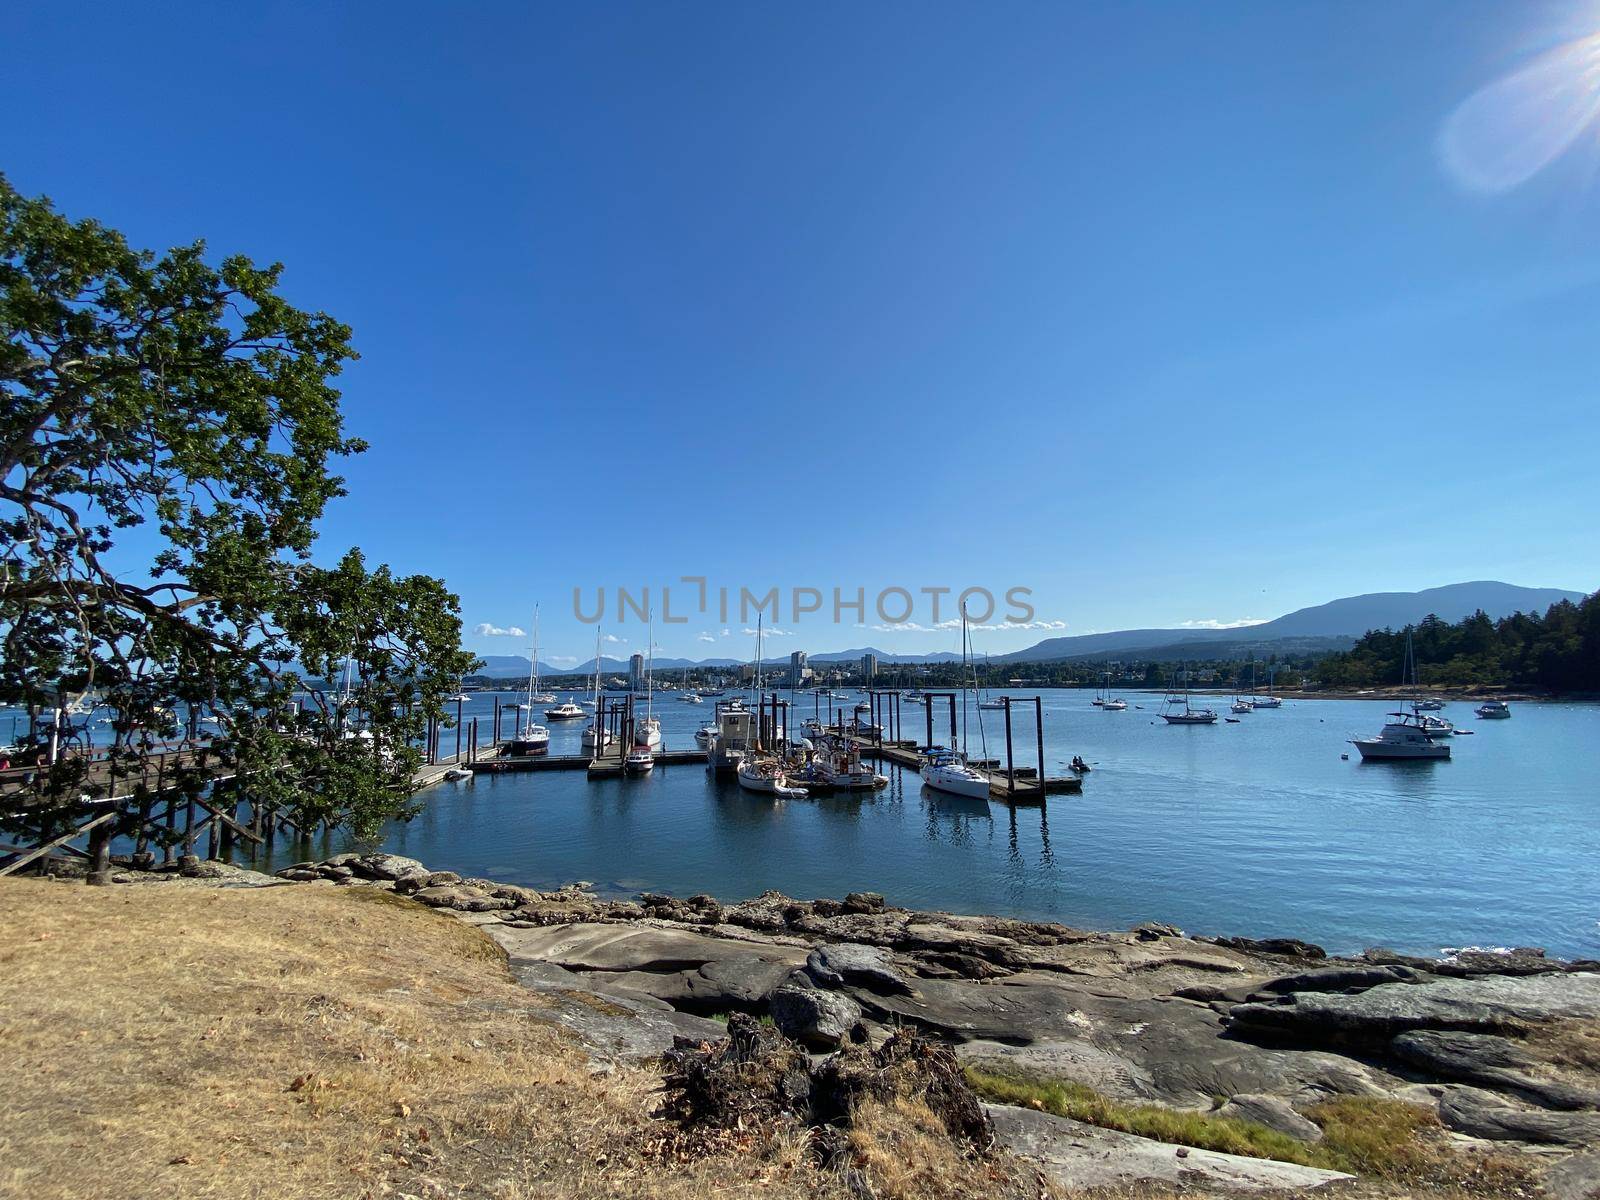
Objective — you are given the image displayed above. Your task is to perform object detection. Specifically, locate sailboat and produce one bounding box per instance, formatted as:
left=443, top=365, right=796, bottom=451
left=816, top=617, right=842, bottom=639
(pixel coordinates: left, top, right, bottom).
left=1401, top=630, right=1453, bottom=737
left=1097, top=669, right=1128, bottom=711
left=581, top=630, right=614, bottom=752
left=507, top=611, right=551, bottom=755
left=1249, top=664, right=1282, bottom=709
left=920, top=608, right=992, bottom=799
left=527, top=610, right=557, bottom=704
left=633, top=623, right=662, bottom=753
left=976, top=653, right=1006, bottom=710
left=1161, top=665, right=1219, bottom=725
left=736, top=616, right=803, bottom=796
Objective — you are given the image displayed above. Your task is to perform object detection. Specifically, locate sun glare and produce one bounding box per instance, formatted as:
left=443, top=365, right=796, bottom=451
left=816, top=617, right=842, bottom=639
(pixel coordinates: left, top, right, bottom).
left=1439, top=30, right=1600, bottom=192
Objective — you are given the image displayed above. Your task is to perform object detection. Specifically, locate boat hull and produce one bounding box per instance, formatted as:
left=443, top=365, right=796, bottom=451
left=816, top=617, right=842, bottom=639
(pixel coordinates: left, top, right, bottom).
left=1353, top=739, right=1449, bottom=760
left=1162, top=713, right=1219, bottom=725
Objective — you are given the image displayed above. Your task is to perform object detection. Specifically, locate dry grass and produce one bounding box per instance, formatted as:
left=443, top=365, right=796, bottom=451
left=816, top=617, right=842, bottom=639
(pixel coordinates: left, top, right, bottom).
left=0, top=878, right=847, bottom=1200
left=849, top=1095, right=1029, bottom=1200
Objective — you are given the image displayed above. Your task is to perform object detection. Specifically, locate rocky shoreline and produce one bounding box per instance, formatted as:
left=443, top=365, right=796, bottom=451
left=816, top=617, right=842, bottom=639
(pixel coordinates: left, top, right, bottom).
left=249, top=851, right=1600, bottom=1194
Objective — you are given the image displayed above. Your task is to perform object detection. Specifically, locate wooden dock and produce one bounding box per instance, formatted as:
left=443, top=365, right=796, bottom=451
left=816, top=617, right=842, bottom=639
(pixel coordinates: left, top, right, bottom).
left=843, top=735, right=1081, bottom=802
left=462, top=745, right=710, bottom=776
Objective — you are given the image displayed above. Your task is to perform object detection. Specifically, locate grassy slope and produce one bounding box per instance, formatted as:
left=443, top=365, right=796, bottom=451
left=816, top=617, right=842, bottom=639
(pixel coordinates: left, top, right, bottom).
left=0, top=879, right=843, bottom=1200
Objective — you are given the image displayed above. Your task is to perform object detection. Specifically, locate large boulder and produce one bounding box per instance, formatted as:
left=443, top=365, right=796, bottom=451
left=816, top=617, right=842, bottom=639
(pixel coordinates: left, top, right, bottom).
left=805, top=943, right=913, bottom=995
left=768, top=984, right=864, bottom=1049
left=353, top=853, right=427, bottom=881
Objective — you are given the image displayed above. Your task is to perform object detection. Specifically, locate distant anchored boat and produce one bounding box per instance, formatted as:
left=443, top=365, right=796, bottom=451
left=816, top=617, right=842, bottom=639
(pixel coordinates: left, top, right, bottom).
left=1476, top=700, right=1512, bottom=719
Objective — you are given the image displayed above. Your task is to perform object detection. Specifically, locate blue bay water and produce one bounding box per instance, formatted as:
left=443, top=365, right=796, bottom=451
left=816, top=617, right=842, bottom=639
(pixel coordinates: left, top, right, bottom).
left=335, top=689, right=1600, bottom=959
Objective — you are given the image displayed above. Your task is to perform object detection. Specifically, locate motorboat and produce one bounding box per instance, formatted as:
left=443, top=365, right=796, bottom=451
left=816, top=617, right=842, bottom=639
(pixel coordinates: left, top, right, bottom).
left=1413, top=698, right=1444, bottom=711
left=544, top=701, right=585, bottom=720
left=446, top=692, right=473, bottom=704
left=920, top=746, right=990, bottom=799
left=812, top=741, right=888, bottom=790
left=706, top=704, right=756, bottom=777
left=694, top=723, right=718, bottom=750
left=977, top=696, right=1006, bottom=711
left=1249, top=696, right=1282, bottom=709
left=1416, top=711, right=1454, bottom=738
left=624, top=745, right=655, bottom=773
left=679, top=691, right=704, bottom=704
left=1351, top=711, right=1451, bottom=760
left=1101, top=698, right=1128, bottom=711
left=1476, top=700, right=1511, bottom=719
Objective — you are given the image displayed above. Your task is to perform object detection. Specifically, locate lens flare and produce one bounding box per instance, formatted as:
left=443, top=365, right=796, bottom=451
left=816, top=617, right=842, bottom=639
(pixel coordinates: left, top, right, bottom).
left=1439, top=32, right=1600, bottom=192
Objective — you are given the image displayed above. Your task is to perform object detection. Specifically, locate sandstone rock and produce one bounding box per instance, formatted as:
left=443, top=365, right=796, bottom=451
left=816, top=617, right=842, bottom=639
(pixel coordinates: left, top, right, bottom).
left=1228, top=972, right=1600, bottom=1048
left=957, top=1039, right=1161, bottom=1105
left=354, top=853, right=426, bottom=881
left=1215, top=1094, right=1324, bottom=1142
left=494, top=922, right=806, bottom=975
left=805, top=943, right=913, bottom=995
left=1437, top=1086, right=1600, bottom=1146
left=842, top=891, right=885, bottom=914
left=1543, top=1151, right=1600, bottom=1200
left=989, top=1103, right=1352, bottom=1192
left=768, top=984, right=864, bottom=1049
left=1391, top=1029, right=1600, bottom=1110
left=725, top=891, right=795, bottom=932
left=1214, top=935, right=1327, bottom=961
left=1251, top=965, right=1422, bottom=996
left=1133, top=922, right=1184, bottom=940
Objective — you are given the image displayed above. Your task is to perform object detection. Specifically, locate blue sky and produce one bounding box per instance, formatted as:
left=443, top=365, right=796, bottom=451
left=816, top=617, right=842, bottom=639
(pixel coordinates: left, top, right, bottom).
left=7, top=1, right=1599, bottom=665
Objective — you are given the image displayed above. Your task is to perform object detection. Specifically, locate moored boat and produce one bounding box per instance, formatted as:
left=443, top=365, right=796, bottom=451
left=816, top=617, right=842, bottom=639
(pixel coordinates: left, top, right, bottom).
left=1476, top=700, right=1511, bottom=719
left=1352, top=711, right=1451, bottom=760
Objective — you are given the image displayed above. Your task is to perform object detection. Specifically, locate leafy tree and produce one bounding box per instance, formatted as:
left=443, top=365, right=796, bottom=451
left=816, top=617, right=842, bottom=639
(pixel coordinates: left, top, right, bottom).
left=1, top=174, right=475, bottom=875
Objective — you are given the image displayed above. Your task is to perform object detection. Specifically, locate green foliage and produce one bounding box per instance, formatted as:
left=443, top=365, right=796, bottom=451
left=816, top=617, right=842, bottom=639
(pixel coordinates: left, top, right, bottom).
left=964, top=1070, right=1496, bottom=1183
left=1315, top=596, right=1600, bottom=692
left=965, top=1069, right=1328, bottom=1167
left=0, top=174, right=475, bottom=841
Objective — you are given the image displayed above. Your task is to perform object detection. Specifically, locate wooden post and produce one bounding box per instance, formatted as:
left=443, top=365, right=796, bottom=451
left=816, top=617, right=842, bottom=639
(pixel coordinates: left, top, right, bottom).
left=1035, top=698, right=1045, bottom=801
left=1004, top=699, right=1015, bottom=795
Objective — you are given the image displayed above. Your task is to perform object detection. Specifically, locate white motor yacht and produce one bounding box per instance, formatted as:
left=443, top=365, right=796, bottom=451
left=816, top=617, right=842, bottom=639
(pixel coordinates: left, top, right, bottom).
left=624, top=745, right=655, bottom=773
left=1476, top=700, right=1511, bottom=719
left=544, top=701, right=585, bottom=720
left=1352, top=711, right=1451, bottom=760
left=1101, top=698, right=1128, bottom=711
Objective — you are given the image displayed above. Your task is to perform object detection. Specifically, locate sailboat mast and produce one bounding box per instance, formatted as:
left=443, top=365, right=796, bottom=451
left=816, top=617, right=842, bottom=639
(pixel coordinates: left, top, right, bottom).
left=525, top=609, right=538, bottom=712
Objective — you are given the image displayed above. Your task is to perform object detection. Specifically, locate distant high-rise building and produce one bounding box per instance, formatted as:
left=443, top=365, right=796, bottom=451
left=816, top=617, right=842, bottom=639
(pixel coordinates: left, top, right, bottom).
left=860, top=653, right=878, bottom=679
left=788, top=650, right=809, bottom=687
left=629, top=653, right=645, bottom=689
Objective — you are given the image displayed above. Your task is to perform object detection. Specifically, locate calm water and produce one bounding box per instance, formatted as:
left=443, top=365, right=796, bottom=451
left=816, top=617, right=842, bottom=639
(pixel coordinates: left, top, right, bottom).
left=17, top=691, right=1596, bottom=958
left=321, top=689, right=1600, bottom=959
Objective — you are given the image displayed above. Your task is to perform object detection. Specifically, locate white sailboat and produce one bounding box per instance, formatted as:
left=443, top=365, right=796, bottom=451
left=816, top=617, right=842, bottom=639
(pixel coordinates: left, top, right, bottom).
left=920, top=608, right=992, bottom=800
left=527, top=609, right=557, bottom=704
left=510, top=612, right=551, bottom=757
left=633, top=623, right=662, bottom=753
left=1096, top=669, right=1128, bottom=711
left=1249, top=664, right=1282, bottom=709
left=582, top=629, right=614, bottom=752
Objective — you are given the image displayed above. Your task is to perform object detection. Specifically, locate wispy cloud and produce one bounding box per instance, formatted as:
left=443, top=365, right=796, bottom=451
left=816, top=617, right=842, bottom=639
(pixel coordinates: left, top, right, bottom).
left=872, top=619, right=1068, bottom=634
left=601, top=633, right=627, bottom=644
left=741, top=627, right=791, bottom=636
left=473, top=623, right=527, bottom=638
left=696, top=631, right=716, bottom=643
left=1177, top=618, right=1268, bottom=630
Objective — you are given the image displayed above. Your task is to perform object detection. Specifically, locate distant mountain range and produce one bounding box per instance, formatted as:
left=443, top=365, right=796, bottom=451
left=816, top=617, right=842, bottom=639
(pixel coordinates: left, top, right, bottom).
left=465, top=581, right=1587, bottom=676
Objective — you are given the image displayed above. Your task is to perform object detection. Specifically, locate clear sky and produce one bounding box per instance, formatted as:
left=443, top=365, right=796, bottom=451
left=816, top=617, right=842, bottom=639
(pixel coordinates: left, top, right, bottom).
left=7, top=1, right=1599, bottom=665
